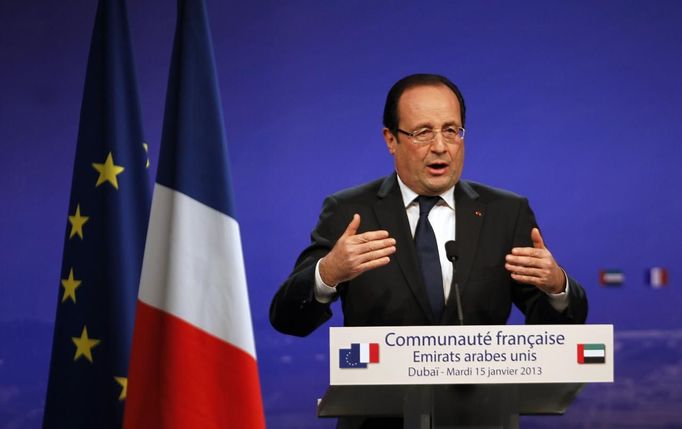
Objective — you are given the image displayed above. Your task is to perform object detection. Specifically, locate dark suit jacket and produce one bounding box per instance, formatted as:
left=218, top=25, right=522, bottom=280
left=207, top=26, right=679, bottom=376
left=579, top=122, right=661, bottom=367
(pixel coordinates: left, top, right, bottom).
left=270, top=173, right=587, bottom=336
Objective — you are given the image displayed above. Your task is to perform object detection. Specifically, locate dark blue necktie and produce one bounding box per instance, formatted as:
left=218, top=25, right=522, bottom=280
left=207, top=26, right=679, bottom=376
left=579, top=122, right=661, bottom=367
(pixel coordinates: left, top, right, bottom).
left=415, top=196, right=444, bottom=319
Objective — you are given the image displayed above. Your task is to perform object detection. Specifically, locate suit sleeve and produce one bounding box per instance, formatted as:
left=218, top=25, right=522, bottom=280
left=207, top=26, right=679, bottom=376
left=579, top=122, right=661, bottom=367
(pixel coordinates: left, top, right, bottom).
left=510, top=198, right=589, bottom=324
left=269, top=195, right=348, bottom=336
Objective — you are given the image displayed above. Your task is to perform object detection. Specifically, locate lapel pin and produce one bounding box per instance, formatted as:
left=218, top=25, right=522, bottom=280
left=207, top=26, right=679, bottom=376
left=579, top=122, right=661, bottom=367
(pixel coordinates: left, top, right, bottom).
left=474, top=210, right=483, bottom=217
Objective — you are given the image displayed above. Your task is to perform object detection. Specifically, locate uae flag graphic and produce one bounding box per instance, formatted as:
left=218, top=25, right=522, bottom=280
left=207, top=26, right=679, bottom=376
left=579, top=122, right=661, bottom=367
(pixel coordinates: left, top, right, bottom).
left=123, top=0, right=265, bottom=427
left=577, top=343, right=606, bottom=364
left=599, top=269, right=624, bottom=286
left=647, top=267, right=669, bottom=288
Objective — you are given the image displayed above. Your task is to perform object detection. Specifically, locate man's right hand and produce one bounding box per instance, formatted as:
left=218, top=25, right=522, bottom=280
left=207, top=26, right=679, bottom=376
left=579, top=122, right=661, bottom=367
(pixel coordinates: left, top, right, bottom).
left=318, top=214, right=396, bottom=286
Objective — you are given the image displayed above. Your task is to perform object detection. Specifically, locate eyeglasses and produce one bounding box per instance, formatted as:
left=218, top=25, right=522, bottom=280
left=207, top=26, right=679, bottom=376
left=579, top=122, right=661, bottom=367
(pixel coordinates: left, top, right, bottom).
left=396, top=126, right=466, bottom=144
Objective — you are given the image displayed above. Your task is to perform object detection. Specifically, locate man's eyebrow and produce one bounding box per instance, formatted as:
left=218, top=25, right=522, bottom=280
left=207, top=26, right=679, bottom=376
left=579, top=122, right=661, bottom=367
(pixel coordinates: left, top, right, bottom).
left=410, top=121, right=435, bottom=130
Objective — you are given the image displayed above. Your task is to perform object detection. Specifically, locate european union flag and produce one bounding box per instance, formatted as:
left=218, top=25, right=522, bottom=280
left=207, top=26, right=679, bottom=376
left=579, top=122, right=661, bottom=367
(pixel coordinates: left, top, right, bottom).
left=42, top=0, right=151, bottom=427
left=339, top=344, right=367, bottom=368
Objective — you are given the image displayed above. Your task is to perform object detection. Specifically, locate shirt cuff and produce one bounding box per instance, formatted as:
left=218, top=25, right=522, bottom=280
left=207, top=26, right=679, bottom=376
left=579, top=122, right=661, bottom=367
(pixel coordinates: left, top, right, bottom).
left=314, top=258, right=338, bottom=304
left=545, top=268, right=570, bottom=312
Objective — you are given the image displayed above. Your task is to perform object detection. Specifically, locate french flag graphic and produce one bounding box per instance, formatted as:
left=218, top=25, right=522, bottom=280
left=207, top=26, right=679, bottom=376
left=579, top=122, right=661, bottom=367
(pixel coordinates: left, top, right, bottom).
left=124, top=0, right=265, bottom=427
left=647, top=267, right=669, bottom=288
left=359, top=342, right=380, bottom=364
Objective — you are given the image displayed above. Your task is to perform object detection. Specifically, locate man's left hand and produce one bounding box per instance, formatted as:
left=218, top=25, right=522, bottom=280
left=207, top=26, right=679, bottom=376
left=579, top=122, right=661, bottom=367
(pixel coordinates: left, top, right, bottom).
left=505, top=228, right=566, bottom=294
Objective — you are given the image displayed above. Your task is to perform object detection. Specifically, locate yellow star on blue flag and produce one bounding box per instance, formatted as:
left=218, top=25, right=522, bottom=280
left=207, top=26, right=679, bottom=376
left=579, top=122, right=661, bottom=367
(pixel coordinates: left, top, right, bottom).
left=114, top=376, right=128, bottom=400
left=92, top=152, right=125, bottom=189
left=60, top=268, right=82, bottom=303
left=68, top=204, right=89, bottom=239
left=71, top=326, right=101, bottom=363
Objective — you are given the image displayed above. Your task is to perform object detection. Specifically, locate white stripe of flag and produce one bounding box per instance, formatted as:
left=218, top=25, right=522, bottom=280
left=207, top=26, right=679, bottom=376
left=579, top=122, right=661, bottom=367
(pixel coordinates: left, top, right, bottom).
left=359, top=343, right=371, bottom=363
left=137, top=184, right=255, bottom=356
left=358, top=343, right=379, bottom=364
left=583, top=349, right=605, bottom=358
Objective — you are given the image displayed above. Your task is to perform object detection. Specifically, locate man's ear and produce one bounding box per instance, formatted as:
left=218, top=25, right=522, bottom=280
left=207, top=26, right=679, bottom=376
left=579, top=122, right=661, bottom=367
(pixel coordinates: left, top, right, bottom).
left=383, top=128, right=397, bottom=155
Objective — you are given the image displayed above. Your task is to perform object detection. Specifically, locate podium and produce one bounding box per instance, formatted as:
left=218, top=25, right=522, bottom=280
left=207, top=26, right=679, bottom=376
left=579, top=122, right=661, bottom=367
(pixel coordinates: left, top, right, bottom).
left=317, top=383, right=584, bottom=429
left=320, top=324, right=613, bottom=428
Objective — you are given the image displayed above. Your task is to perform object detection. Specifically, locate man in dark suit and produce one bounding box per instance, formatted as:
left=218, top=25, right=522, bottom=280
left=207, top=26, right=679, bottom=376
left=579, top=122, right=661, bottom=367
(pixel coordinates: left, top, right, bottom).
left=270, top=73, right=587, bottom=335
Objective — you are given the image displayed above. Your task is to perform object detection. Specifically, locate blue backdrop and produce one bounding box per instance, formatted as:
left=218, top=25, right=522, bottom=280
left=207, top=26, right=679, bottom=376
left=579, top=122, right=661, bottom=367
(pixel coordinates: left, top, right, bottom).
left=2, top=1, right=681, bottom=427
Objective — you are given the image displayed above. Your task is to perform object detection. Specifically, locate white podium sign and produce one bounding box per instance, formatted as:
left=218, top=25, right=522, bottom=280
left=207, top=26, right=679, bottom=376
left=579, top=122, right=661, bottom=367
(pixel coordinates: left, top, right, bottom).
left=330, top=324, right=613, bottom=385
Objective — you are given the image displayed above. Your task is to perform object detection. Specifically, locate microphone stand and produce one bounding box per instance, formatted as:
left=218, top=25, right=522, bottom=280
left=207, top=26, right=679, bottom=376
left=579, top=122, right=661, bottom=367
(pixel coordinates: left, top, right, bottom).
left=445, top=241, right=464, bottom=326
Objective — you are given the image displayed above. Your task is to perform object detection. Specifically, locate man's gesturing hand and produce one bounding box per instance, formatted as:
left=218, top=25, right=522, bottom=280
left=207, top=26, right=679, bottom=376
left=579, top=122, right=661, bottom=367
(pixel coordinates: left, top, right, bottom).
left=319, top=214, right=396, bottom=287
left=505, top=228, right=566, bottom=294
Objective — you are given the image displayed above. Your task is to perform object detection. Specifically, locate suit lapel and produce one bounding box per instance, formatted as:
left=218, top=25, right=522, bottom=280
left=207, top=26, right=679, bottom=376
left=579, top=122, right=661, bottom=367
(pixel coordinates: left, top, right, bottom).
left=373, top=174, right=436, bottom=323
left=443, top=181, right=485, bottom=319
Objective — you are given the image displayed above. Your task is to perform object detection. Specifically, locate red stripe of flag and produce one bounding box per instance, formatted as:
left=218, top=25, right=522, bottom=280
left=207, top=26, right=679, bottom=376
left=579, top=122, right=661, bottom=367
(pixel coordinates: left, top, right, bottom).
left=577, top=344, right=584, bottom=364
left=369, top=343, right=379, bottom=363
left=125, top=301, right=265, bottom=429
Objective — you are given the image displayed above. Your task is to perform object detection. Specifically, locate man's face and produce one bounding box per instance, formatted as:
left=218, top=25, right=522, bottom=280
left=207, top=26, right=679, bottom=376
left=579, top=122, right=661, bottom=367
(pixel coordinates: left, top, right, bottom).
left=384, top=84, right=465, bottom=196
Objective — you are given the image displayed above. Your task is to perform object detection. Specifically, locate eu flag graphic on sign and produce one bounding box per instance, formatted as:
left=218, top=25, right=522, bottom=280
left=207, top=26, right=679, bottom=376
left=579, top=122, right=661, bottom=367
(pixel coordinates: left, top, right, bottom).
left=340, top=344, right=367, bottom=368
left=43, top=0, right=151, bottom=427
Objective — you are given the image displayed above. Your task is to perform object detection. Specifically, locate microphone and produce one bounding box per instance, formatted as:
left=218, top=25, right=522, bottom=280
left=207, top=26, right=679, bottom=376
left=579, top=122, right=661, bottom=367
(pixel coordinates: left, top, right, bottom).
left=445, top=241, right=464, bottom=326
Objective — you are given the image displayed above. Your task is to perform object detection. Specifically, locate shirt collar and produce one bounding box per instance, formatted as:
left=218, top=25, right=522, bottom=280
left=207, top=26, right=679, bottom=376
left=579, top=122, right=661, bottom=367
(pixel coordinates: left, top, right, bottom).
left=395, top=173, right=456, bottom=210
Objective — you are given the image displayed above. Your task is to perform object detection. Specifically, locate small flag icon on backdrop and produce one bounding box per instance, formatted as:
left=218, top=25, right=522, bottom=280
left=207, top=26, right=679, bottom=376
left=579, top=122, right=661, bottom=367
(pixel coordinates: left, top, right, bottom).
left=599, top=270, right=624, bottom=286
left=647, top=267, right=669, bottom=288
left=339, top=343, right=380, bottom=368
left=577, top=343, right=606, bottom=364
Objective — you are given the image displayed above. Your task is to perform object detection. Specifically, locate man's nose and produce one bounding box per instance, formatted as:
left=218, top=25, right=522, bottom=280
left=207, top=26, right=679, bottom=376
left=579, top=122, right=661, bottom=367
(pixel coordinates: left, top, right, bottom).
left=429, top=133, right=447, bottom=152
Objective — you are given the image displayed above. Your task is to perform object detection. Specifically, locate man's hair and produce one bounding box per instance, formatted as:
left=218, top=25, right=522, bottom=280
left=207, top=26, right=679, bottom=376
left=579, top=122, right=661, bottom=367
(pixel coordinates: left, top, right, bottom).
left=383, top=74, right=466, bottom=133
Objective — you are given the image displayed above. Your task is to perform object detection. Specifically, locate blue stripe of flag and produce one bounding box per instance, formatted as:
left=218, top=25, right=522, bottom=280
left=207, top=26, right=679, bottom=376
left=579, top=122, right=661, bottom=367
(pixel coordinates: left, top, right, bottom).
left=155, top=0, right=235, bottom=218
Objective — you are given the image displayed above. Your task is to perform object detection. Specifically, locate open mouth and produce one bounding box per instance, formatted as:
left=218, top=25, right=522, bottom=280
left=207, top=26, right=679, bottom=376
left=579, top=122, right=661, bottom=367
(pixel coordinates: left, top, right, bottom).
left=426, top=161, right=449, bottom=174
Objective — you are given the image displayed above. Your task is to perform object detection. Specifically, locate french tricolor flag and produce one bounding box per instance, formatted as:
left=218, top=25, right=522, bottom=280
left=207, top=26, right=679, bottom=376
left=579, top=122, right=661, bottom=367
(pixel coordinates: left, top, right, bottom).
left=359, top=343, right=380, bottom=364
left=124, top=0, right=265, bottom=427
left=647, top=267, right=669, bottom=288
